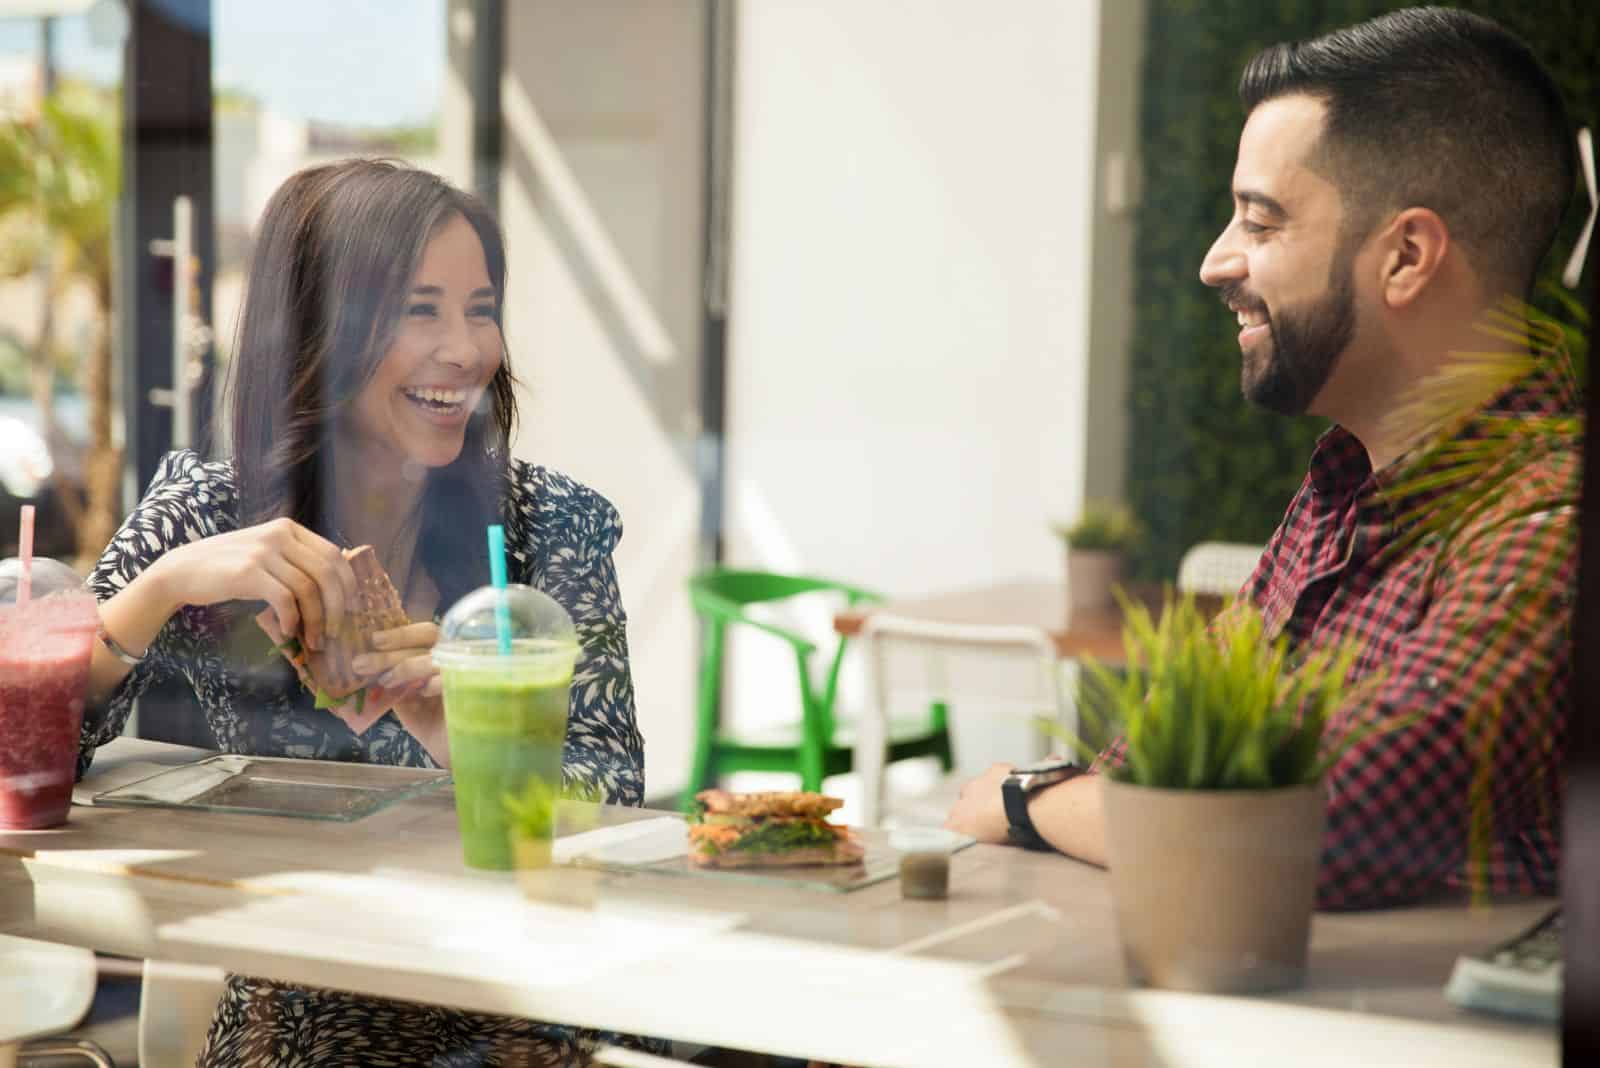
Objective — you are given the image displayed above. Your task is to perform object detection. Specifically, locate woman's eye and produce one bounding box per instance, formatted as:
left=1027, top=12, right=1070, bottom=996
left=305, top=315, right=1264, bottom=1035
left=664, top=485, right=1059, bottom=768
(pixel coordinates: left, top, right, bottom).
left=407, top=303, right=438, bottom=318
left=469, top=304, right=497, bottom=320
left=1241, top=219, right=1272, bottom=236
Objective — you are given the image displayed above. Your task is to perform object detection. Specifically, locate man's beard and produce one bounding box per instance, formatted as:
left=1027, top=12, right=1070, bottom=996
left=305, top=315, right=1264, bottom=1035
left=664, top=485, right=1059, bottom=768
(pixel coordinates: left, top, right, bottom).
left=1224, top=247, right=1357, bottom=416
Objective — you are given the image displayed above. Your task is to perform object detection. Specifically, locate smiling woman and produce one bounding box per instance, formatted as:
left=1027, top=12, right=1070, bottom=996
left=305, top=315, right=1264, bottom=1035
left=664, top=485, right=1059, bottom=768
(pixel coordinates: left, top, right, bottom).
left=74, top=159, right=663, bottom=1065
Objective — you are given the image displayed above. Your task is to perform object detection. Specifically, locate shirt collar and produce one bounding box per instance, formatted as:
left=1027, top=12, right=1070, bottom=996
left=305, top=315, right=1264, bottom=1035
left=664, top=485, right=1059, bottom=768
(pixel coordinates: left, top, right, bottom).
left=1307, top=424, right=1373, bottom=499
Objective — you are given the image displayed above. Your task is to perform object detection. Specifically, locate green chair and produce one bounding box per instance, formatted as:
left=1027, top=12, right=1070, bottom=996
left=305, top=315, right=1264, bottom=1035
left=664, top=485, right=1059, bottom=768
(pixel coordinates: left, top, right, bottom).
left=686, top=568, right=954, bottom=804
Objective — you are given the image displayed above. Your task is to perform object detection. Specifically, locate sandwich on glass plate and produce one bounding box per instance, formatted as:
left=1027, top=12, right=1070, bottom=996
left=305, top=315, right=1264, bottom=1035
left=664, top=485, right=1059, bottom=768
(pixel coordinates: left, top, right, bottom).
left=688, top=788, right=865, bottom=868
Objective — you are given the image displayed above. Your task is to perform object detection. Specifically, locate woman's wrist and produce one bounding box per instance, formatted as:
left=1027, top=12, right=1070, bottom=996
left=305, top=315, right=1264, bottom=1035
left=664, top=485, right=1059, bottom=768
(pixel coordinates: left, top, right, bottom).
left=139, top=548, right=189, bottom=618
left=101, top=556, right=185, bottom=658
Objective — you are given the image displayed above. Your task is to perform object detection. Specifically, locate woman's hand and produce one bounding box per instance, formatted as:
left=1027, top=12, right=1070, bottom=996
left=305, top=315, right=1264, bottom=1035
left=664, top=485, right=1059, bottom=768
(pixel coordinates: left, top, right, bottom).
left=354, top=622, right=450, bottom=765
left=152, top=517, right=358, bottom=652
left=354, top=621, right=443, bottom=705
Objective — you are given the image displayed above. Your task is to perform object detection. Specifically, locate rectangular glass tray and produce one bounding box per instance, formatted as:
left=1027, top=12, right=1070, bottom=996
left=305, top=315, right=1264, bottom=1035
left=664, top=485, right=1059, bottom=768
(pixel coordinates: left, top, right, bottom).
left=558, top=816, right=975, bottom=893
left=92, top=754, right=450, bottom=821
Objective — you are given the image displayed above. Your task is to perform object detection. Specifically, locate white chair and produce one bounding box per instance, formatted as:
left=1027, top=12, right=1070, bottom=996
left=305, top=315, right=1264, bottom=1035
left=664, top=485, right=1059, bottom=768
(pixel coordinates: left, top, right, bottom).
left=1176, top=541, right=1262, bottom=599
left=854, top=615, right=1069, bottom=828
left=0, top=934, right=112, bottom=1068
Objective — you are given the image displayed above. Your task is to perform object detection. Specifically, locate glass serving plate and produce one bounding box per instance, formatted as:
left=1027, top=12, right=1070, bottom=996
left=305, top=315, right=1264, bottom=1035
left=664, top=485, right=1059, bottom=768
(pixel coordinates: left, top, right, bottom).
left=556, top=815, right=976, bottom=893
left=92, top=754, right=450, bottom=821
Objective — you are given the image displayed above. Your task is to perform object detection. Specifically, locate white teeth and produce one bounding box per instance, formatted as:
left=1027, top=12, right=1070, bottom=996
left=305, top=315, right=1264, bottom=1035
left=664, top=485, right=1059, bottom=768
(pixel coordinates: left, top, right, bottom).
left=405, top=387, right=467, bottom=406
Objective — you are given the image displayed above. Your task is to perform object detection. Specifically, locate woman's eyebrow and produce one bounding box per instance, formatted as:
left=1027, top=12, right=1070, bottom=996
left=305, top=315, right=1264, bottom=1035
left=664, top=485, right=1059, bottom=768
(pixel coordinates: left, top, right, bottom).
left=407, top=285, right=496, bottom=299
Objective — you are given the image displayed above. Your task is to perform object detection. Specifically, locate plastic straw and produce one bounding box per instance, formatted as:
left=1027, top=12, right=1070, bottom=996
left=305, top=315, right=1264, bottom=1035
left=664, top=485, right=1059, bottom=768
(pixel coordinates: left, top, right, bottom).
left=16, top=504, right=34, bottom=606
left=487, top=524, right=511, bottom=655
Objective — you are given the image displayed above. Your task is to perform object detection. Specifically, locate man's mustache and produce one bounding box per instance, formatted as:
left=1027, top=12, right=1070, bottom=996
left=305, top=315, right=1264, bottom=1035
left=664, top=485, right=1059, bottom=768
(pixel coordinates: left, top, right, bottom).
left=1219, top=282, right=1268, bottom=318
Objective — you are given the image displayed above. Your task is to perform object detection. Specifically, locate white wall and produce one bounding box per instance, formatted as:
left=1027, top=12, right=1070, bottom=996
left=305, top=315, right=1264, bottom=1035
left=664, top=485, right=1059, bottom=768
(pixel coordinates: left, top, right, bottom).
left=496, top=1, right=707, bottom=802
left=722, top=0, right=1114, bottom=763
left=489, top=0, right=1140, bottom=801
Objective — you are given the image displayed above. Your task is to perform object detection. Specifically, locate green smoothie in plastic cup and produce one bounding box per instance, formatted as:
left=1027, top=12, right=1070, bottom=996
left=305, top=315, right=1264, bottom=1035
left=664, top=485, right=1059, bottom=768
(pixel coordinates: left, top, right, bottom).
left=434, top=585, right=579, bottom=871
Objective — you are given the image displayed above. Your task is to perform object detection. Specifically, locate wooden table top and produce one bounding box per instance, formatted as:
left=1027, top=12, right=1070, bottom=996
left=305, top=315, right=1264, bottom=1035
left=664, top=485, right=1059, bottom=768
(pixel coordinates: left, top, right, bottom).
left=0, top=738, right=1556, bottom=1067
left=833, top=581, right=1218, bottom=662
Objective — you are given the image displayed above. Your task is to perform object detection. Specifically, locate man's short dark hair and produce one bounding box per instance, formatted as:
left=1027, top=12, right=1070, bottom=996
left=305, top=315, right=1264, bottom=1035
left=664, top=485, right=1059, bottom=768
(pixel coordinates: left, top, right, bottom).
left=1239, top=6, right=1575, bottom=295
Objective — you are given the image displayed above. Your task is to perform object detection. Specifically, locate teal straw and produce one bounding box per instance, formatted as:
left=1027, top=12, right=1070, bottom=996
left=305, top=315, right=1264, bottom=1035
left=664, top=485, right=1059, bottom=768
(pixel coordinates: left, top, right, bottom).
left=487, top=524, right=512, bottom=655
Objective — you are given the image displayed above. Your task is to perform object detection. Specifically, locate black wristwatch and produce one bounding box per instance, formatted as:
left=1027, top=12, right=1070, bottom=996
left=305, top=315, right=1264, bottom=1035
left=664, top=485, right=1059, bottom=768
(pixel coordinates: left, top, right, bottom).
left=1002, top=758, right=1084, bottom=851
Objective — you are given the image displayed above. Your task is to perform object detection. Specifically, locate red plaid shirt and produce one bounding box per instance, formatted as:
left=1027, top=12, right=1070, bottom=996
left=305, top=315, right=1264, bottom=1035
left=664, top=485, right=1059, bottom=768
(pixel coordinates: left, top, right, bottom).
left=1100, top=374, right=1576, bottom=910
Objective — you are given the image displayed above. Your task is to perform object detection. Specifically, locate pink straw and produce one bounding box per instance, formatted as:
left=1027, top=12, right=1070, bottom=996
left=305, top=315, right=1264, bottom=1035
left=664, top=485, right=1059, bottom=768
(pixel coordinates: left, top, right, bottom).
left=17, top=504, right=34, bottom=605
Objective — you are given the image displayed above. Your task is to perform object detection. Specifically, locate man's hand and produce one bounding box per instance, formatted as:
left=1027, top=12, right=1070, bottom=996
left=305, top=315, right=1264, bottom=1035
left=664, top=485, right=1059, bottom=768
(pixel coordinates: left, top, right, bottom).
left=943, top=762, right=1015, bottom=844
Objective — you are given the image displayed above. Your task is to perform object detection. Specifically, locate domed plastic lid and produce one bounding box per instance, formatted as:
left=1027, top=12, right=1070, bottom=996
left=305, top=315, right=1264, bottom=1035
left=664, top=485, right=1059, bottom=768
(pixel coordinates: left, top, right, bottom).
left=0, top=557, right=87, bottom=606
left=0, top=557, right=98, bottom=647
left=432, top=583, right=578, bottom=671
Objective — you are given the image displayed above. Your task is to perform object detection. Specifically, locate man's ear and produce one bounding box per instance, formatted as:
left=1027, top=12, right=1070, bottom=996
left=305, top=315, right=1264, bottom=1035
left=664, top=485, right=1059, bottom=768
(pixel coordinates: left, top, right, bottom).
left=1376, top=207, right=1450, bottom=309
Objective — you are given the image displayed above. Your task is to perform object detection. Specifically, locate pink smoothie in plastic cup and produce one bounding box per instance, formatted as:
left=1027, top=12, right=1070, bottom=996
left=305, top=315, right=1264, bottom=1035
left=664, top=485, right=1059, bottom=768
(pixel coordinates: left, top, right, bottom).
left=0, top=593, right=100, bottom=829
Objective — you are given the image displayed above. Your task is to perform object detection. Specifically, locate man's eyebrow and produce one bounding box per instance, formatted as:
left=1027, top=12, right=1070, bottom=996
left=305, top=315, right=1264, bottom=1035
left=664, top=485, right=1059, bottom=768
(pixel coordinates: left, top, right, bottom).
left=1235, top=188, right=1289, bottom=218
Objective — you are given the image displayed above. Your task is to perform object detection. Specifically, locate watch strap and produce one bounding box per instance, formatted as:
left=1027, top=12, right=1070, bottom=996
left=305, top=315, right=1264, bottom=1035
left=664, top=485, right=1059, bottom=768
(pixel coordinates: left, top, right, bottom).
left=1002, top=777, right=1051, bottom=850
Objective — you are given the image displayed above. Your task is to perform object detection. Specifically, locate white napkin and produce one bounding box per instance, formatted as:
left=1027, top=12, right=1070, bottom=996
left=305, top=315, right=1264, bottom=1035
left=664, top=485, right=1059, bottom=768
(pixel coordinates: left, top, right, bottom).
left=553, top=817, right=686, bottom=866
left=71, top=760, right=188, bottom=807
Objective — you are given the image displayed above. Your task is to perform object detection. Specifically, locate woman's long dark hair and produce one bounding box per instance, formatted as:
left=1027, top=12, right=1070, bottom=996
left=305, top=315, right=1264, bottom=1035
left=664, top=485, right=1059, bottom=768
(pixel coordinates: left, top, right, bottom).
left=227, top=159, right=519, bottom=612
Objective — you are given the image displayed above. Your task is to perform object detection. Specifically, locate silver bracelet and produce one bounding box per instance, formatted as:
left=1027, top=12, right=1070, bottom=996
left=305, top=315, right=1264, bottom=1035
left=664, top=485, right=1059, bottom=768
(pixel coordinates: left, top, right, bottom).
left=97, top=624, right=148, bottom=667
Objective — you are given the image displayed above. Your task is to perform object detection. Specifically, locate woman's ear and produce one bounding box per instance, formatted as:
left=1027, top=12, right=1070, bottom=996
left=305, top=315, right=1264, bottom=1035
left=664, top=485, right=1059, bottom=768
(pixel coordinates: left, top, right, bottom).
left=1376, top=207, right=1450, bottom=309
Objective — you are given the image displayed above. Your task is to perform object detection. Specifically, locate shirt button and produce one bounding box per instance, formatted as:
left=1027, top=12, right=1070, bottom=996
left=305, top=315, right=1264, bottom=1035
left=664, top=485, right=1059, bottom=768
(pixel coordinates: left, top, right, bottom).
left=1423, top=675, right=1440, bottom=691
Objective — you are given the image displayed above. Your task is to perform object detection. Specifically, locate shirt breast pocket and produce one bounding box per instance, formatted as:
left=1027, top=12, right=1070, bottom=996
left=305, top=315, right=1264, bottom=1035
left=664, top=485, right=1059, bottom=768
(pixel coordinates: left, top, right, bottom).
left=1347, top=551, right=1437, bottom=678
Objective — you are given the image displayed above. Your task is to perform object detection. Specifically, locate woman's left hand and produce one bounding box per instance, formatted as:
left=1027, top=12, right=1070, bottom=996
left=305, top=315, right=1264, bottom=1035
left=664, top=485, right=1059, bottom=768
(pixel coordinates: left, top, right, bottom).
left=353, top=621, right=443, bottom=706
left=350, top=622, right=451, bottom=764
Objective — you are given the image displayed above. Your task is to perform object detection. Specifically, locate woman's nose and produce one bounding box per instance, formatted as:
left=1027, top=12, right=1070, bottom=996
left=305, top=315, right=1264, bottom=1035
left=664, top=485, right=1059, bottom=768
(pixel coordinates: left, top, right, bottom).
left=436, top=313, right=477, bottom=368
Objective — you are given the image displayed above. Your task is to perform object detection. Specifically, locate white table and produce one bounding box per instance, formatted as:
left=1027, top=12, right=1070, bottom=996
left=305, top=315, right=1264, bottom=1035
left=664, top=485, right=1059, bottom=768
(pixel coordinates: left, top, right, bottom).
left=0, top=738, right=1558, bottom=1067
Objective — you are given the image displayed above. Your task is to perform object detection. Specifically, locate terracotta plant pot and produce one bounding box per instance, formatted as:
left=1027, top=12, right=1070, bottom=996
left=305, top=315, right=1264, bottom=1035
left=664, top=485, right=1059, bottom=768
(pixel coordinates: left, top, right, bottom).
left=1102, top=778, right=1326, bottom=994
left=1065, top=548, right=1123, bottom=618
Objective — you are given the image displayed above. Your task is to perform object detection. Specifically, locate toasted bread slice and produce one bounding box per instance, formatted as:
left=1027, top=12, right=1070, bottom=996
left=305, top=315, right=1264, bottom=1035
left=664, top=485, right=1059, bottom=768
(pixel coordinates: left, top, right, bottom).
left=694, top=788, right=845, bottom=820
left=304, top=545, right=409, bottom=700
left=256, top=545, right=409, bottom=703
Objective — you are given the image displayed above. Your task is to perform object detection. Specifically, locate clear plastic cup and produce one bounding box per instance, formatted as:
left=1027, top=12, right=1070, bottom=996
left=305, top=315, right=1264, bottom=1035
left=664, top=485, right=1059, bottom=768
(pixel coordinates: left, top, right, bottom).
left=890, top=826, right=967, bottom=901
left=0, top=558, right=99, bottom=830
left=432, top=585, right=579, bottom=870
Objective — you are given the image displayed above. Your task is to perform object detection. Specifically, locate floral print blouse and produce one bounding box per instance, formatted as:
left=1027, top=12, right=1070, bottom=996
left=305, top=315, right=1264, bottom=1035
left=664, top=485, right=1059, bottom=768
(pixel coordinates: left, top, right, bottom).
left=79, top=449, right=646, bottom=806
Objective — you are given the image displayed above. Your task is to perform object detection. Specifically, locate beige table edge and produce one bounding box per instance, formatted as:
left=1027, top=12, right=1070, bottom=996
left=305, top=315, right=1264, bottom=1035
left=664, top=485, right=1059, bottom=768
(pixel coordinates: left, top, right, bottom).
left=0, top=738, right=1557, bottom=1068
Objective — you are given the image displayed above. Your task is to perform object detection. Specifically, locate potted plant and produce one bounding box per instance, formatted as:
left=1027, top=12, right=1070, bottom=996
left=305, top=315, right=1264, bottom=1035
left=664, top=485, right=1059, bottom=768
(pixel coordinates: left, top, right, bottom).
left=503, top=777, right=602, bottom=906
left=1053, top=501, right=1144, bottom=618
left=1043, top=594, right=1399, bottom=995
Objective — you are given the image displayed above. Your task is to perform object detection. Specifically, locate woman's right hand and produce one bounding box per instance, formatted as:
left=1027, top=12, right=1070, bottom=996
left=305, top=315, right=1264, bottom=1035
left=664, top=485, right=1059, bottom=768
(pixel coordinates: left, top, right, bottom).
left=151, top=517, right=359, bottom=651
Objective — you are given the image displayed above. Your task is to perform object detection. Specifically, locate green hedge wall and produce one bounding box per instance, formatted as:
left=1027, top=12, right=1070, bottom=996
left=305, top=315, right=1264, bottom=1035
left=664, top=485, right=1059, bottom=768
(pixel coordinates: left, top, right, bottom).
left=1128, top=0, right=1599, bottom=580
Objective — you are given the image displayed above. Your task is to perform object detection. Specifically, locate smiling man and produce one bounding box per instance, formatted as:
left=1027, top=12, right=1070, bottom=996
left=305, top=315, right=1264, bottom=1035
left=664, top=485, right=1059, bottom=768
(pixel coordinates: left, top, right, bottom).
left=945, top=6, right=1580, bottom=909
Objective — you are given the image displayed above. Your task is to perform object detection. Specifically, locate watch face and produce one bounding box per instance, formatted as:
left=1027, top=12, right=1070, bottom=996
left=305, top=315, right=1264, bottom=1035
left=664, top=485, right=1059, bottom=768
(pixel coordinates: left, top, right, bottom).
left=1013, top=758, right=1078, bottom=776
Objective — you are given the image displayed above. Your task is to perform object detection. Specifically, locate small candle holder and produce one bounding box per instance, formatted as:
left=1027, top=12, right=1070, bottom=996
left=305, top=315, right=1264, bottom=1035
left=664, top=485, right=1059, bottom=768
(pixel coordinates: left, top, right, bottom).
left=889, top=827, right=966, bottom=901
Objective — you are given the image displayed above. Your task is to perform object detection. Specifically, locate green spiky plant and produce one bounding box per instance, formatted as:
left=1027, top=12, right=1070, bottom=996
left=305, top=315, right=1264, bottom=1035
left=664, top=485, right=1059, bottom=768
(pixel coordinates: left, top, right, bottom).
left=1380, top=293, right=1583, bottom=561
left=1376, top=293, right=1585, bottom=903
left=1054, top=501, right=1146, bottom=553
left=1041, top=592, right=1406, bottom=790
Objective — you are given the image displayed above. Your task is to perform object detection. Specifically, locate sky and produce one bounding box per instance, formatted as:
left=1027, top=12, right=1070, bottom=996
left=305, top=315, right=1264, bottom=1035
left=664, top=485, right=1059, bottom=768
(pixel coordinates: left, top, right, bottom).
left=0, top=0, right=446, bottom=128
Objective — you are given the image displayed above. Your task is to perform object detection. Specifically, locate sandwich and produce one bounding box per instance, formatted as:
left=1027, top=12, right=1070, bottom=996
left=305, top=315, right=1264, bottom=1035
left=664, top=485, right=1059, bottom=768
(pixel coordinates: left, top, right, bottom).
left=687, top=788, right=865, bottom=869
left=256, top=544, right=409, bottom=714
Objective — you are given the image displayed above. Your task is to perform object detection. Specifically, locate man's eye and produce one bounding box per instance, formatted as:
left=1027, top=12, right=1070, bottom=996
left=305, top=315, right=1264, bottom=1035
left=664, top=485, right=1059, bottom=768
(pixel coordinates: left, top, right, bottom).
left=407, top=303, right=438, bottom=317
left=1241, top=220, right=1272, bottom=235
left=468, top=304, right=497, bottom=320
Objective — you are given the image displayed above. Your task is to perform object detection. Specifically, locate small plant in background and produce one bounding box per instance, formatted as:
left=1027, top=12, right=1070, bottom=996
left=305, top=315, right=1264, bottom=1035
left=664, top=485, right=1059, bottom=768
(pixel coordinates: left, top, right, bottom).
left=1054, top=501, right=1146, bottom=553
left=1041, top=592, right=1406, bottom=790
